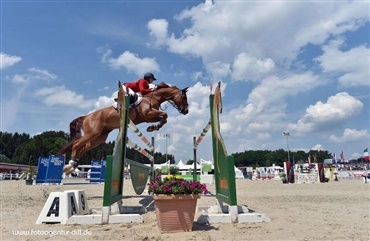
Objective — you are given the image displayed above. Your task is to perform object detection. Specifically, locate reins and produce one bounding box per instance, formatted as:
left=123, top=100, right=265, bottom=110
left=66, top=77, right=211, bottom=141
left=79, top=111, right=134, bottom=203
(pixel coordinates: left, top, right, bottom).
left=154, top=87, right=186, bottom=114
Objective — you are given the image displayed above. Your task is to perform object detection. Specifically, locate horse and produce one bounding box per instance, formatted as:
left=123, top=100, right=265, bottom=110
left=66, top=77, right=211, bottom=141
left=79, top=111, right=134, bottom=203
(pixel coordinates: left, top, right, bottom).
left=58, top=82, right=189, bottom=174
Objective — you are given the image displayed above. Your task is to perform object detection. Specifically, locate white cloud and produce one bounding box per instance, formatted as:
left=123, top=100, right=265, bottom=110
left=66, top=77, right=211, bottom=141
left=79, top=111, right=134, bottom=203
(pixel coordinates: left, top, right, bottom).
left=147, top=18, right=169, bottom=47
left=206, top=61, right=231, bottom=81
left=102, top=49, right=160, bottom=76
left=9, top=74, right=31, bottom=84
left=328, top=128, right=369, bottom=143
left=92, top=92, right=118, bottom=111
left=29, top=67, right=57, bottom=81
left=8, top=68, right=57, bottom=84
left=191, top=71, right=204, bottom=82
left=35, top=85, right=95, bottom=109
left=315, top=40, right=370, bottom=87
left=98, top=45, right=112, bottom=63
left=311, top=144, right=325, bottom=151
left=190, top=71, right=328, bottom=153
left=167, top=32, right=217, bottom=59
left=247, top=72, right=324, bottom=114
left=165, top=1, right=368, bottom=66
left=141, top=1, right=368, bottom=93
left=231, top=53, right=275, bottom=82
left=289, top=92, right=363, bottom=134
left=0, top=53, right=22, bottom=69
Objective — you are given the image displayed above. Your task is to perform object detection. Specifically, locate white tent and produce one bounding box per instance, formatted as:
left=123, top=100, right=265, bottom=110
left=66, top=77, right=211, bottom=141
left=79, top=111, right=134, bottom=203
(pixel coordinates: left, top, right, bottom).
left=177, top=160, right=196, bottom=170
left=234, top=166, right=244, bottom=179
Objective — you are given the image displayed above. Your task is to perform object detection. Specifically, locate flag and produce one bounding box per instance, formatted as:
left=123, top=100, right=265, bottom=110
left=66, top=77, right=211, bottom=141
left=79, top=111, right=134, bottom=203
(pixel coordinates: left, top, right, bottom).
left=364, top=148, right=370, bottom=162
left=340, top=151, right=344, bottom=163
left=308, top=154, right=311, bottom=164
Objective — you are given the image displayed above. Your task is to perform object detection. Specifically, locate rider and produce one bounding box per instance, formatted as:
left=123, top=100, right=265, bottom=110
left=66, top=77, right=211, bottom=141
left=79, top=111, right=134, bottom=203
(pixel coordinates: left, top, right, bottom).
left=123, top=72, right=157, bottom=106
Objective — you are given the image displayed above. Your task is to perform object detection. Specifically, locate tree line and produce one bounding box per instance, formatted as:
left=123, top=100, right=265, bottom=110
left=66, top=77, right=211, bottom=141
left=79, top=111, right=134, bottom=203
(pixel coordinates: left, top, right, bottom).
left=232, top=149, right=331, bottom=168
left=0, top=131, right=174, bottom=166
left=1, top=131, right=331, bottom=168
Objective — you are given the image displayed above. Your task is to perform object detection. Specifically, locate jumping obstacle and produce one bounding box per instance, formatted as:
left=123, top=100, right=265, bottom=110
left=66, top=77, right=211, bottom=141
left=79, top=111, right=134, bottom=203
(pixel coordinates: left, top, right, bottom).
left=125, top=124, right=155, bottom=194
left=35, top=156, right=64, bottom=184
left=193, top=119, right=212, bottom=182
left=102, top=83, right=154, bottom=223
left=58, top=82, right=153, bottom=224
left=67, top=160, right=107, bottom=183
left=195, top=82, right=270, bottom=224
left=284, top=162, right=325, bottom=184
left=89, top=160, right=106, bottom=183
left=36, top=155, right=106, bottom=185
left=251, top=167, right=280, bottom=180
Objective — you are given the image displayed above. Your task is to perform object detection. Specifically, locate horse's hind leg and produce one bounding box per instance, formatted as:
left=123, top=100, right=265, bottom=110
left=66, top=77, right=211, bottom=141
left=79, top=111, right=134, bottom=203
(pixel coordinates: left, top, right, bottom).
left=64, top=138, right=94, bottom=175
left=75, top=131, right=111, bottom=160
left=64, top=131, right=101, bottom=174
left=64, top=131, right=111, bottom=175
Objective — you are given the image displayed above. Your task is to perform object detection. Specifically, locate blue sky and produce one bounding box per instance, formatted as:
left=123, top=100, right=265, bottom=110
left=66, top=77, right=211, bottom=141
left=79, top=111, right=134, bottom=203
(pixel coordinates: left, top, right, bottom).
left=1, top=0, right=369, bottom=163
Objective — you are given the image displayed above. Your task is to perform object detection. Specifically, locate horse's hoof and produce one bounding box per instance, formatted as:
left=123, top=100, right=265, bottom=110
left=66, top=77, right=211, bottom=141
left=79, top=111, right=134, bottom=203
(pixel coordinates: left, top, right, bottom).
left=65, top=168, right=76, bottom=175
left=63, top=164, right=73, bottom=173
left=63, top=160, right=77, bottom=174
left=147, top=126, right=154, bottom=132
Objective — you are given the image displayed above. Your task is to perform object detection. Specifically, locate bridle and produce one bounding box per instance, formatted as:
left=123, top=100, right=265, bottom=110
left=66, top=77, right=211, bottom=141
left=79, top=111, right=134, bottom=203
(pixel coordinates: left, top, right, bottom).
left=169, top=90, right=188, bottom=115
left=155, top=86, right=188, bottom=114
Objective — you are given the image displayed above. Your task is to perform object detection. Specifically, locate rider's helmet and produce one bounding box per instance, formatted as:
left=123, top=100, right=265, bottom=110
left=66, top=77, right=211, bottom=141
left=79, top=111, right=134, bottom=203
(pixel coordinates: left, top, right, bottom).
left=144, top=72, right=156, bottom=81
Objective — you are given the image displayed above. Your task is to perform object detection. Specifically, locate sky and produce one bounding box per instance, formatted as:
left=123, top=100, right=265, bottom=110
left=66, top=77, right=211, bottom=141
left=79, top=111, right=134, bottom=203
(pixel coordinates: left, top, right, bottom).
left=1, top=0, right=369, bottom=164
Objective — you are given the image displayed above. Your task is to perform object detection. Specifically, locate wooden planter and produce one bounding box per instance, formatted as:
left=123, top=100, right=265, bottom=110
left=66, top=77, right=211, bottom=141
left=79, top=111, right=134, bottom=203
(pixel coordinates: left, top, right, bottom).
left=152, top=194, right=200, bottom=233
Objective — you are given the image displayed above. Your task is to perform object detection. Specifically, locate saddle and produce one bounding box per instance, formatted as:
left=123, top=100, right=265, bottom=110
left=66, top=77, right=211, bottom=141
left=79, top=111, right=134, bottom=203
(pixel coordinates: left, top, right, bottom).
left=113, top=93, right=142, bottom=109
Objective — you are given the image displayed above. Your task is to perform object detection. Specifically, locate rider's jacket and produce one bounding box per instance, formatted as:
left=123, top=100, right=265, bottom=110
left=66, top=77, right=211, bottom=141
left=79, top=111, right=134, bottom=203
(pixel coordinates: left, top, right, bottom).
left=124, top=78, right=152, bottom=95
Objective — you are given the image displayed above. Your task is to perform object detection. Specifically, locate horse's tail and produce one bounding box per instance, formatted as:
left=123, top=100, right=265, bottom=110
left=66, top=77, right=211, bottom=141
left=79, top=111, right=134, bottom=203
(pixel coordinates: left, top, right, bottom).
left=57, top=115, right=86, bottom=156
left=69, top=115, right=86, bottom=140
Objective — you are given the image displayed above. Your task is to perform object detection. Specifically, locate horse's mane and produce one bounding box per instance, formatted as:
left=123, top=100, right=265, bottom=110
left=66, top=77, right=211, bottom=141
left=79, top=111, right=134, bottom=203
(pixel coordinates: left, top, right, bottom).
left=156, top=82, right=177, bottom=90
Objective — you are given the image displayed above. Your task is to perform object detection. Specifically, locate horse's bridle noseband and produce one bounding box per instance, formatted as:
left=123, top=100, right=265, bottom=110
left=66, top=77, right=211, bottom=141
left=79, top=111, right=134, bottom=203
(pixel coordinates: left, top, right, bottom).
left=169, top=91, right=188, bottom=114
left=155, top=87, right=188, bottom=115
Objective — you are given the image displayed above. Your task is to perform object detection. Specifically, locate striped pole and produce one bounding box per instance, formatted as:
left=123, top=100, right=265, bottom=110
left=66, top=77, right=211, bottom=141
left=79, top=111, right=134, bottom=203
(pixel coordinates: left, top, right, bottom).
left=128, top=119, right=154, bottom=152
left=126, top=137, right=154, bottom=162
left=194, top=119, right=211, bottom=150
left=193, top=136, right=197, bottom=181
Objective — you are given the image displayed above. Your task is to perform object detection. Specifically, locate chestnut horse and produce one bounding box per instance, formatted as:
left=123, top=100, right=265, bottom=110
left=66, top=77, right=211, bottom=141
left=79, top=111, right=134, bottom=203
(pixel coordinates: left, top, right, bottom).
left=58, top=82, right=189, bottom=174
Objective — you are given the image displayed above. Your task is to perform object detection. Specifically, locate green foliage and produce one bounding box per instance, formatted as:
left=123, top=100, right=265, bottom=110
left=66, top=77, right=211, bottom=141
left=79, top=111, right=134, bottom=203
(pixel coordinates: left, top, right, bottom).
left=202, top=164, right=212, bottom=173
left=148, top=174, right=208, bottom=194
left=0, top=131, right=114, bottom=165
left=232, top=149, right=331, bottom=168
left=186, top=160, right=194, bottom=165
left=0, top=154, right=10, bottom=162
left=1, top=131, right=333, bottom=168
left=169, top=166, right=179, bottom=175
left=152, top=152, right=175, bottom=164
left=0, top=132, right=30, bottom=162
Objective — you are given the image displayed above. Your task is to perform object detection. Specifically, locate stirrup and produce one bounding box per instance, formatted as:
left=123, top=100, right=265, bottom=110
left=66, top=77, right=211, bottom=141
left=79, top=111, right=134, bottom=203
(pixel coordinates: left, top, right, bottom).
left=129, top=94, right=138, bottom=106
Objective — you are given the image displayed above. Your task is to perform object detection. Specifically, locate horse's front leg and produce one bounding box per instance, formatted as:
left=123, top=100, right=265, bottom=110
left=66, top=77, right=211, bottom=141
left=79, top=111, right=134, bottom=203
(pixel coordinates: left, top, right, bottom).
left=146, top=112, right=168, bottom=132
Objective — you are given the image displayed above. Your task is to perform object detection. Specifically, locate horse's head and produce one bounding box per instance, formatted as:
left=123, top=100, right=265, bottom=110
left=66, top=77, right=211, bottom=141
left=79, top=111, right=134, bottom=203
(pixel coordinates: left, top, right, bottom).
left=171, top=86, right=189, bottom=115
left=154, top=82, right=189, bottom=115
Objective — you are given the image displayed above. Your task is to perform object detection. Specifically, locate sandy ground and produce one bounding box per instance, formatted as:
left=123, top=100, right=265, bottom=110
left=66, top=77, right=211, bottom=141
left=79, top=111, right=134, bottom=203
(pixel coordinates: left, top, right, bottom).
left=1, top=178, right=369, bottom=241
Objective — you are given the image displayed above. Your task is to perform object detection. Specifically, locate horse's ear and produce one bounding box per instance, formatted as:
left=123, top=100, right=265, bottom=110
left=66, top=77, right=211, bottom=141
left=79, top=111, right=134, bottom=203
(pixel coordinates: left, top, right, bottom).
left=182, top=87, right=189, bottom=93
